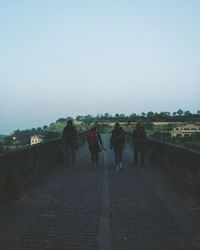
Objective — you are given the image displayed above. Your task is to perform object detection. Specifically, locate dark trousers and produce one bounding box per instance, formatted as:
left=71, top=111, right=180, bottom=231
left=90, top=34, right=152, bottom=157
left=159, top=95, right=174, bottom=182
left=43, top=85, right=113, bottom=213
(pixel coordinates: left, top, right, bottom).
left=134, top=144, right=145, bottom=166
left=89, top=145, right=100, bottom=163
left=113, top=145, right=123, bottom=164
left=64, top=142, right=76, bottom=164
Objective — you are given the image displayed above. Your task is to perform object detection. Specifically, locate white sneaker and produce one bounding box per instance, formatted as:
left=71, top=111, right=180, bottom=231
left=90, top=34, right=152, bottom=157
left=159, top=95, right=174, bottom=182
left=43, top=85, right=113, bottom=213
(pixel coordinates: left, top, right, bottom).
left=119, top=163, right=124, bottom=169
left=116, top=165, right=120, bottom=171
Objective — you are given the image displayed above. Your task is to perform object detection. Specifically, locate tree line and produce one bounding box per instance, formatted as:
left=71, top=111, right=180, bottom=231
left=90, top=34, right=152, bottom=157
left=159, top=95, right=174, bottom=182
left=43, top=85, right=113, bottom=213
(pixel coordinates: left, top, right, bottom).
left=56, top=109, right=200, bottom=123
left=1, top=109, right=200, bottom=152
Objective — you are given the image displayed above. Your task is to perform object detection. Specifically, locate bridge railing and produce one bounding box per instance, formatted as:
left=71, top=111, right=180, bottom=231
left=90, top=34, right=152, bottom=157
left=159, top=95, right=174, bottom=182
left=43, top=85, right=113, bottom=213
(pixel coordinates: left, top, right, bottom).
left=125, top=131, right=200, bottom=199
left=0, top=131, right=87, bottom=201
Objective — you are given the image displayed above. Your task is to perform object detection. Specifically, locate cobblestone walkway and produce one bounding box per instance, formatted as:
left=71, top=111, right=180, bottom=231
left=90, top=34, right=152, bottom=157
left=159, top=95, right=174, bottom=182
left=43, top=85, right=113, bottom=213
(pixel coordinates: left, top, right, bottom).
left=109, top=161, right=196, bottom=250
left=1, top=135, right=200, bottom=250
left=17, top=146, right=103, bottom=250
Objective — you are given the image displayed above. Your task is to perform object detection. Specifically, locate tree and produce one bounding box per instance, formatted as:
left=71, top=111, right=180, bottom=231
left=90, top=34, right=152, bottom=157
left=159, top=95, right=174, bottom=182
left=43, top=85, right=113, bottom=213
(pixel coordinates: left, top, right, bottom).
left=4, top=136, right=13, bottom=146
left=129, top=113, right=137, bottom=118
left=144, top=120, right=154, bottom=130
left=184, top=110, right=192, bottom=116
left=56, top=118, right=66, bottom=123
left=147, top=111, right=154, bottom=118
left=177, top=109, right=183, bottom=116
left=31, top=128, right=37, bottom=133
left=36, top=127, right=42, bottom=134
left=119, top=113, right=125, bottom=118
left=84, top=114, right=93, bottom=120
left=159, top=112, right=170, bottom=119
left=66, top=116, right=74, bottom=121
left=13, top=129, right=21, bottom=137
left=104, top=113, right=110, bottom=119
left=76, top=115, right=84, bottom=120
left=114, top=113, right=120, bottom=119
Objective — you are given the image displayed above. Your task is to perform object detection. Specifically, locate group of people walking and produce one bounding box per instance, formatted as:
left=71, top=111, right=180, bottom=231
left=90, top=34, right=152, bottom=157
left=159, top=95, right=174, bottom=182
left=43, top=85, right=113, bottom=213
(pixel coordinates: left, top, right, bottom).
left=62, top=120, right=146, bottom=169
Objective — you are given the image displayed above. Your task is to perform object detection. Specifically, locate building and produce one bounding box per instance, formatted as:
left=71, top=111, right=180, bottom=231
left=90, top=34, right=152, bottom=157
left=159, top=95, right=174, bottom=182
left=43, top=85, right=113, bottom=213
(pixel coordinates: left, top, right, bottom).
left=30, top=135, right=44, bottom=145
left=170, top=123, right=200, bottom=137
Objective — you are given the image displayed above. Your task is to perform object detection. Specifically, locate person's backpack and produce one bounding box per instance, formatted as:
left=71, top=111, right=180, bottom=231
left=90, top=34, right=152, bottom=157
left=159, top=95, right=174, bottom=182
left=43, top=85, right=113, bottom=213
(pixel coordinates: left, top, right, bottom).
left=133, top=127, right=146, bottom=143
left=112, top=127, right=125, bottom=145
left=87, top=130, right=99, bottom=146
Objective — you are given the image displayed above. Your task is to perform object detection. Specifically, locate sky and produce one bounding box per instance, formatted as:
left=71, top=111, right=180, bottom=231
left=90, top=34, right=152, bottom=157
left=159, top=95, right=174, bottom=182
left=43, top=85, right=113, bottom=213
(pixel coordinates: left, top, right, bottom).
left=0, top=0, right=200, bottom=134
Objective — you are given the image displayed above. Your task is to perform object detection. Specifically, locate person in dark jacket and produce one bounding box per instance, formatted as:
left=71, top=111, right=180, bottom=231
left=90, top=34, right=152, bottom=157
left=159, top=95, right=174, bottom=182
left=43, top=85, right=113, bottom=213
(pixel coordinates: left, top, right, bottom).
left=87, top=126, right=104, bottom=168
left=62, top=120, right=77, bottom=165
left=132, top=122, right=146, bottom=167
left=110, top=122, right=125, bottom=171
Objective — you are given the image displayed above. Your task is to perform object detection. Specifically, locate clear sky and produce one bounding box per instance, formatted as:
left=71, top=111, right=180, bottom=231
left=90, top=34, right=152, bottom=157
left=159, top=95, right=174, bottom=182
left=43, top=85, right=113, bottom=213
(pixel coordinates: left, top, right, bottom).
left=1, top=0, right=200, bottom=134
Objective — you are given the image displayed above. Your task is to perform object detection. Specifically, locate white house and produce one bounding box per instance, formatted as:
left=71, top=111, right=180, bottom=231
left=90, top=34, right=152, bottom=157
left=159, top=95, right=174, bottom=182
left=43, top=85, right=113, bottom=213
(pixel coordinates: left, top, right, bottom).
left=170, top=123, right=200, bottom=137
left=30, top=135, right=44, bottom=145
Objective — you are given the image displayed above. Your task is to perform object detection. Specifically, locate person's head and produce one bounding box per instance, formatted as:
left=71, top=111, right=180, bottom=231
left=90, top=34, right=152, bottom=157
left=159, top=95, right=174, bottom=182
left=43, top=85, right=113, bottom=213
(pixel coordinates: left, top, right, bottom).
left=136, top=121, right=141, bottom=128
left=67, top=120, right=73, bottom=126
left=91, top=126, right=96, bottom=131
left=114, top=122, right=120, bottom=128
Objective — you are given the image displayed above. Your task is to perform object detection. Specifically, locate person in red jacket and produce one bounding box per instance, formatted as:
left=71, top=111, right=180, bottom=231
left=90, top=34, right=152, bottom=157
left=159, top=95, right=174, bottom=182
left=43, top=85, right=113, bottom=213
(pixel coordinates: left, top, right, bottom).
left=132, top=122, right=146, bottom=167
left=87, top=127, right=104, bottom=168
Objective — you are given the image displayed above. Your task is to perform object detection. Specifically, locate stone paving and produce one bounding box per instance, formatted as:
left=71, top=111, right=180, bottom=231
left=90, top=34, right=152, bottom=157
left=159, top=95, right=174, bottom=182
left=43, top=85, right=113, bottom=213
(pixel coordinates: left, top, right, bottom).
left=17, top=146, right=103, bottom=250
left=109, top=160, right=196, bottom=250
left=1, top=134, right=200, bottom=250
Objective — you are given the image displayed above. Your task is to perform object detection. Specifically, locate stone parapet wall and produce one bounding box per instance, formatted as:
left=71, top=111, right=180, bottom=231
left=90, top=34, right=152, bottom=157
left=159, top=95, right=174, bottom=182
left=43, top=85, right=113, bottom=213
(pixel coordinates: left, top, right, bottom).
left=125, top=132, right=200, bottom=199
left=0, top=132, right=87, bottom=201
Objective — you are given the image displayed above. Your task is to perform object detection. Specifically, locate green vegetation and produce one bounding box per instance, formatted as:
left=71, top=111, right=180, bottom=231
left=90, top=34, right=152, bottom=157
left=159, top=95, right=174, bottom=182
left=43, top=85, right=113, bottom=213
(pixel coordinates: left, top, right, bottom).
left=1, top=109, right=200, bottom=153
left=150, top=132, right=200, bottom=151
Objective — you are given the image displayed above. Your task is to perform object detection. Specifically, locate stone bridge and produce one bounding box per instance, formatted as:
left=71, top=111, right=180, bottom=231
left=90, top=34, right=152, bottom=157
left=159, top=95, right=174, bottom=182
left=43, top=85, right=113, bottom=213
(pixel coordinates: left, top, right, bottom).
left=0, top=132, right=200, bottom=250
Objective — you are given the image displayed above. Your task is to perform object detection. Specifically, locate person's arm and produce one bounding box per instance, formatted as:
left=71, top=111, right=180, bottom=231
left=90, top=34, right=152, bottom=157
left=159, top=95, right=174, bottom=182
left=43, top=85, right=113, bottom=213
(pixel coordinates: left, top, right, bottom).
left=121, top=129, right=126, bottom=149
left=98, top=133, right=106, bottom=151
left=132, top=130, right=135, bottom=147
left=142, top=127, right=147, bottom=142
left=110, top=135, right=113, bottom=149
left=62, top=127, right=66, bottom=140
left=121, top=129, right=125, bottom=145
left=74, top=127, right=78, bottom=139
left=97, top=133, right=102, bottom=145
